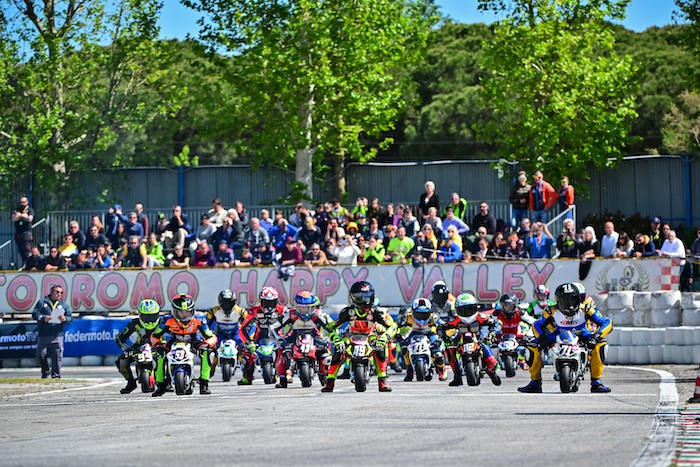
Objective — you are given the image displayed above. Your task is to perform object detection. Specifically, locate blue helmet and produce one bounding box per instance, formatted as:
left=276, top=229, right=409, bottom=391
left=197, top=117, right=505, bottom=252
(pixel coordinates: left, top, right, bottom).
left=294, top=291, right=317, bottom=321
left=411, top=297, right=432, bottom=326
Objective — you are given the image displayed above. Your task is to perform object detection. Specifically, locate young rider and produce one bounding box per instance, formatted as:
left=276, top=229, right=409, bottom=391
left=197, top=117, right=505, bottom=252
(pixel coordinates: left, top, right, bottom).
left=205, top=289, right=247, bottom=378
left=397, top=297, right=447, bottom=382
left=114, top=299, right=161, bottom=394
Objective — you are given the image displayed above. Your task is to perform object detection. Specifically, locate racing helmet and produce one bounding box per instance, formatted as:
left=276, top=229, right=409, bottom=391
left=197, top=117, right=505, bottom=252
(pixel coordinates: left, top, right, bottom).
left=137, top=299, right=161, bottom=330
left=499, top=294, right=519, bottom=319
left=535, top=284, right=550, bottom=303
left=171, top=294, right=195, bottom=323
left=555, top=283, right=581, bottom=317
left=218, top=289, right=237, bottom=315
left=431, top=281, right=449, bottom=308
left=455, top=293, right=478, bottom=319
left=294, top=291, right=317, bottom=321
left=411, top=298, right=432, bottom=325
left=259, top=286, right=279, bottom=310
left=349, top=281, right=375, bottom=311
left=572, top=282, right=587, bottom=302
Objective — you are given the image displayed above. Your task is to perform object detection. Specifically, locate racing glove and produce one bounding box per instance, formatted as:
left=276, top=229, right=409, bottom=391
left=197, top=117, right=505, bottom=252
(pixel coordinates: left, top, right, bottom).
left=376, top=334, right=389, bottom=348
left=245, top=340, right=257, bottom=352
left=585, top=339, right=597, bottom=350
left=121, top=349, right=135, bottom=358
left=331, top=334, right=345, bottom=353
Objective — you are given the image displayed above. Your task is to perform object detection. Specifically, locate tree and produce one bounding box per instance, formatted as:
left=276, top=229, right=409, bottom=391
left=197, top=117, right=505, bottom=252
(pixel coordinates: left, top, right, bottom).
left=475, top=0, right=638, bottom=189
left=0, top=1, right=179, bottom=209
left=663, top=90, right=700, bottom=153
left=182, top=0, right=436, bottom=200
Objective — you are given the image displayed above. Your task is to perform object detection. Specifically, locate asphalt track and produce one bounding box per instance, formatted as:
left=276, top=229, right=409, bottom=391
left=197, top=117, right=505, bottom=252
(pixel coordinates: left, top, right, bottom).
left=0, top=365, right=683, bottom=467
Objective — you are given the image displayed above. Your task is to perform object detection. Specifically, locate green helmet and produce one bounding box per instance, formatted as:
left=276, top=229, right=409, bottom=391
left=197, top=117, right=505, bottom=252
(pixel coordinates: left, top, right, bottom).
left=137, top=299, right=161, bottom=330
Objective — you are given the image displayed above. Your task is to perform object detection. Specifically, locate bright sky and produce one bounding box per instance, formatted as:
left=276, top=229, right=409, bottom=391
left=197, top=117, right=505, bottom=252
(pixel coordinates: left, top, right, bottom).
left=159, top=0, right=681, bottom=40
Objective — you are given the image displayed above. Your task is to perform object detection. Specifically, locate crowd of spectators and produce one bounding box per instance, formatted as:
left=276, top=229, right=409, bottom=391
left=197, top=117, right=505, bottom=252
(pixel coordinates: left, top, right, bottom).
left=14, top=171, right=700, bottom=289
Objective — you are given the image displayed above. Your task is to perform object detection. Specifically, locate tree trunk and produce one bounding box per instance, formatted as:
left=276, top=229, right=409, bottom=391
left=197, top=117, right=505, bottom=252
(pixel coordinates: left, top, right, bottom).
left=334, top=151, right=346, bottom=199
left=296, top=147, right=315, bottom=200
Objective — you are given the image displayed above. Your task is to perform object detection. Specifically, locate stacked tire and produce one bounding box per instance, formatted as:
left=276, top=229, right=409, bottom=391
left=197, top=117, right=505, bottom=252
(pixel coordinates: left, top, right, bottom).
left=606, top=291, right=635, bottom=327
left=681, top=292, right=700, bottom=326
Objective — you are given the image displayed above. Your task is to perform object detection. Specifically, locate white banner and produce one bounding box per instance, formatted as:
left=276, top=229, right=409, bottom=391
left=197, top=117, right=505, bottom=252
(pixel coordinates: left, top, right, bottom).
left=0, top=258, right=677, bottom=313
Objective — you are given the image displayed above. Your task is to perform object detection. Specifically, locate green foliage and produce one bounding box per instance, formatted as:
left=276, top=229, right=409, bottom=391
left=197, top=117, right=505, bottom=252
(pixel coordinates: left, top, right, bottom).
left=172, top=144, right=200, bottom=167
left=475, top=0, right=638, bottom=193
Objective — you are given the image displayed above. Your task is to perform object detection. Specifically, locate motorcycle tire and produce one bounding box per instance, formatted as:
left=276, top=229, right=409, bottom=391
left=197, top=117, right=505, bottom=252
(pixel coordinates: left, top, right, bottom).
left=415, top=359, right=426, bottom=382
left=139, top=369, right=153, bottom=393
left=354, top=363, right=367, bottom=392
left=504, top=354, right=516, bottom=378
left=299, top=362, right=312, bottom=387
left=464, top=359, right=479, bottom=387
left=559, top=365, right=572, bottom=393
left=262, top=361, right=275, bottom=385
left=222, top=362, right=232, bottom=382
left=175, top=371, right=186, bottom=396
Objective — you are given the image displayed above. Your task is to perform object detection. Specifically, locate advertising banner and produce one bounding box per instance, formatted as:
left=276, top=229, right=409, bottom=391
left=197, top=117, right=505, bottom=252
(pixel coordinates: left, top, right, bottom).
left=0, top=258, right=678, bottom=313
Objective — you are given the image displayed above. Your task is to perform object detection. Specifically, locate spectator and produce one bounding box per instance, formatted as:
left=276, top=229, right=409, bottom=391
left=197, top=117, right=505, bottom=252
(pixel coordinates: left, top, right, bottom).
left=253, top=243, right=275, bottom=266
left=489, top=231, right=507, bottom=258
left=442, top=207, right=469, bottom=236
left=392, top=203, right=405, bottom=227
left=473, top=238, right=490, bottom=262
left=269, top=218, right=298, bottom=251
left=599, top=221, right=619, bottom=258
left=331, top=236, right=361, bottom=266
left=633, top=233, right=656, bottom=258
left=68, top=250, right=91, bottom=271
left=44, top=246, right=66, bottom=271
left=135, top=202, right=149, bottom=237
left=190, top=213, right=217, bottom=256
left=214, top=240, right=235, bottom=268
left=277, top=236, right=302, bottom=280
left=509, top=172, right=531, bottom=229
left=503, top=231, right=527, bottom=260
left=351, top=197, right=368, bottom=220
left=259, top=209, right=274, bottom=232
left=145, top=232, right=165, bottom=267
left=557, top=176, right=575, bottom=218
left=238, top=247, right=254, bottom=267
left=208, top=197, right=227, bottom=228
left=234, top=201, right=250, bottom=231
left=12, top=194, right=34, bottom=266
left=297, top=217, right=323, bottom=251
left=105, top=204, right=124, bottom=248
left=168, top=244, right=190, bottom=268
left=244, top=217, right=270, bottom=251
left=437, top=236, right=463, bottom=263
left=304, top=243, right=330, bottom=270
left=471, top=201, right=497, bottom=234
left=383, top=203, right=397, bottom=228
left=154, top=213, right=170, bottom=240
left=85, top=224, right=109, bottom=251
left=192, top=240, right=216, bottom=267
left=311, top=203, right=329, bottom=236
left=89, top=214, right=105, bottom=235
left=409, top=230, right=435, bottom=264
left=418, top=180, right=440, bottom=222
left=330, top=198, right=350, bottom=226
left=114, top=223, right=128, bottom=250
left=368, top=198, right=387, bottom=227
left=469, top=227, right=490, bottom=255
left=649, top=217, right=663, bottom=250
left=346, top=222, right=362, bottom=243
left=557, top=218, right=578, bottom=258
left=166, top=205, right=192, bottom=250
left=58, top=233, right=78, bottom=258
left=24, top=246, right=45, bottom=271
left=529, top=171, right=557, bottom=223
left=577, top=226, right=600, bottom=280
left=386, top=226, right=415, bottom=264
left=226, top=210, right=245, bottom=248
left=401, top=207, right=421, bottom=238
left=613, top=231, right=633, bottom=258
left=659, top=229, right=685, bottom=260
left=365, top=217, right=385, bottom=242
left=324, top=238, right=339, bottom=265
left=123, top=211, right=145, bottom=240
left=525, top=221, right=554, bottom=259
left=324, top=218, right=345, bottom=246
left=117, top=235, right=148, bottom=269
left=661, top=223, right=672, bottom=243
left=363, top=236, right=386, bottom=264
left=211, top=217, right=235, bottom=250
left=444, top=226, right=463, bottom=252
left=425, top=207, right=443, bottom=239
left=32, top=284, right=72, bottom=379
left=68, top=221, right=87, bottom=251
left=273, top=209, right=285, bottom=227
left=422, top=224, right=439, bottom=254
left=443, top=192, right=469, bottom=223
left=91, top=244, right=113, bottom=270
left=517, top=218, right=531, bottom=240
left=289, top=202, right=308, bottom=228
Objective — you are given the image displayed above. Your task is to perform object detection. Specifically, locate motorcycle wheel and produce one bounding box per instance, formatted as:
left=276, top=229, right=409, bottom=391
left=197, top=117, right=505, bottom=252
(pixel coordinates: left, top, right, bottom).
left=139, top=369, right=153, bottom=393
left=559, top=365, right=572, bottom=393
left=175, top=371, right=186, bottom=396
left=415, top=359, right=426, bottom=382
left=299, top=362, right=312, bottom=387
left=504, top=354, right=516, bottom=378
left=354, top=363, right=367, bottom=392
left=464, top=359, right=479, bottom=387
left=262, top=361, right=275, bottom=385
left=222, top=362, right=232, bottom=382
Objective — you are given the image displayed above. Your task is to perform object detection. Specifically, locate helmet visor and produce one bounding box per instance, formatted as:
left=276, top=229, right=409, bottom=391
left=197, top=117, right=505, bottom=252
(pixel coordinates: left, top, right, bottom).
left=413, top=310, right=431, bottom=323
left=297, top=304, right=315, bottom=320
left=174, top=308, right=194, bottom=323
left=456, top=304, right=478, bottom=318
left=558, top=295, right=580, bottom=316
left=261, top=298, right=278, bottom=309
left=351, top=291, right=374, bottom=308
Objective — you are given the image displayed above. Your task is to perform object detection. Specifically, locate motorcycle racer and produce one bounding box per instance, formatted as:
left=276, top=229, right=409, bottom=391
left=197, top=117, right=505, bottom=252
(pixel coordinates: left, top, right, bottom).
left=523, top=284, right=554, bottom=319
left=275, top=291, right=333, bottom=388
left=518, top=282, right=613, bottom=394
left=492, top=294, right=535, bottom=338
left=397, top=297, right=447, bottom=382
left=236, top=286, right=286, bottom=385
left=114, top=299, right=161, bottom=394
left=321, top=281, right=397, bottom=392
left=206, top=290, right=246, bottom=377
left=150, top=294, right=218, bottom=396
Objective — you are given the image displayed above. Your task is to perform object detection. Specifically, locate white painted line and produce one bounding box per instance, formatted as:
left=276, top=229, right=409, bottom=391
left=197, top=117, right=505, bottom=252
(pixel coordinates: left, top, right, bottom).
left=623, top=367, right=678, bottom=467
left=7, top=380, right=120, bottom=398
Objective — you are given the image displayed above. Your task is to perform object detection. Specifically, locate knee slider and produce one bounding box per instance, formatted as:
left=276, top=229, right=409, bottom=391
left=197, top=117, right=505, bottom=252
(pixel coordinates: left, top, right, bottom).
left=523, top=347, right=535, bottom=367
left=598, top=342, right=608, bottom=364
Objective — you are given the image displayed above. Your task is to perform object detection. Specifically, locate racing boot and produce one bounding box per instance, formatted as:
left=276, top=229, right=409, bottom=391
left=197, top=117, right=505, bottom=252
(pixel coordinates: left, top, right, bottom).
left=484, top=356, right=502, bottom=386
left=275, top=377, right=288, bottom=389
left=152, top=382, right=168, bottom=397
left=120, top=378, right=137, bottom=394
left=199, top=380, right=211, bottom=395
left=237, top=377, right=252, bottom=386
left=403, top=366, right=414, bottom=382
left=449, top=374, right=463, bottom=386
left=378, top=377, right=392, bottom=392
left=437, top=366, right=448, bottom=382
left=518, top=380, right=542, bottom=393
left=390, top=361, right=403, bottom=374
left=590, top=379, right=611, bottom=393
left=321, top=378, right=335, bottom=393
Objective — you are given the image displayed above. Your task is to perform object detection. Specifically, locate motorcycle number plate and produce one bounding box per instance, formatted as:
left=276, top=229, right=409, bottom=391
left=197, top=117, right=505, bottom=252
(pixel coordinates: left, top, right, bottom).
left=354, top=345, right=366, bottom=356
left=465, top=343, right=477, bottom=352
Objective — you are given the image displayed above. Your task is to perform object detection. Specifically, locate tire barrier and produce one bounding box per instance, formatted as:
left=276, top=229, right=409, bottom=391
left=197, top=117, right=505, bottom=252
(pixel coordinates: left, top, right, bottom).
left=605, top=326, right=700, bottom=365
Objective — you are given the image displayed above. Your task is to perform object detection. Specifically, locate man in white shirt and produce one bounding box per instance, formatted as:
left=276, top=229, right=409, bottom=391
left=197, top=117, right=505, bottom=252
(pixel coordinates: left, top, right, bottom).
left=599, top=221, right=619, bottom=258
left=659, top=230, right=686, bottom=264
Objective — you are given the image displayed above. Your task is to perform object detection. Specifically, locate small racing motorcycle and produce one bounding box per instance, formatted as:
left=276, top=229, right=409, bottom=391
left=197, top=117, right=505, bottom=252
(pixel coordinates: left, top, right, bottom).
left=167, top=342, right=195, bottom=396
left=135, top=343, right=156, bottom=392
left=552, top=331, right=589, bottom=393
left=292, top=333, right=318, bottom=388
left=346, top=334, right=373, bottom=392
left=256, top=338, right=279, bottom=384
left=407, top=334, right=433, bottom=382
left=497, top=333, right=520, bottom=378
left=217, top=339, right=239, bottom=382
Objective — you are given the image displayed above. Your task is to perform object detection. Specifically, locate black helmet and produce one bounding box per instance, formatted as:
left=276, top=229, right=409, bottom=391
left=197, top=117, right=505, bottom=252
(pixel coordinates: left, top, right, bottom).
left=349, top=281, right=375, bottom=310
left=499, top=294, right=519, bottom=319
left=555, top=283, right=580, bottom=317
left=172, top=294, right=195, bottom=323
left=218, top=289, right=237, bottom=315
left=431, top=281, right=449, bottom=308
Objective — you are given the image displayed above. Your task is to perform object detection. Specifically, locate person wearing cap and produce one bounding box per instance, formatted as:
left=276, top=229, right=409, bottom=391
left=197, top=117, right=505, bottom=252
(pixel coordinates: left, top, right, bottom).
left=557, top=176, right=575, bottom=218
left=277, top=236, right=302, bottom=280
left=650, top=217, right=663, bottom=250
left=509, top=171, right=531, bottom=228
